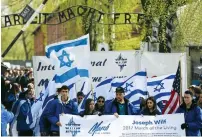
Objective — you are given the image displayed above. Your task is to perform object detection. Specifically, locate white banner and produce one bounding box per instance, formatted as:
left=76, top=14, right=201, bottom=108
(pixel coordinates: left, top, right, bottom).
left=33, top=51, right=187, bottom=98
left=140, top=52, right=187, bottom=94
left=90, top=51, right=140, bottom=86
left=32, top=56, right=55, bottom=97
left=60, top=114, right=185, bottom=137
left=33, top=51, right=139, bottom=97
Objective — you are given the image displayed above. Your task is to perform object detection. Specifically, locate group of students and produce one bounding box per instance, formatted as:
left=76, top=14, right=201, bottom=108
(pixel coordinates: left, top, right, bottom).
left=1, top=67, right=35, bottom=136
left=1, top=84, right=202, bottom=136
left=4, top=85, right=202, bottom=136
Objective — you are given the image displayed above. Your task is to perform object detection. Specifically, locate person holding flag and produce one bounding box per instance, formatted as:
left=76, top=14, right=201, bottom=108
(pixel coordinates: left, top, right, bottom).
left=94, top=96, right=106, bottom=115
left=26, top=34, right=90, bottom=136
left=80, top=98, right=102, bottom=116
left=46, top=85, right=78, bottom=136
left=39, top=88, right=61, bottom=136
left=16, top=90, right=34, bottom=136
left=106, top=87, right=138, bottom=117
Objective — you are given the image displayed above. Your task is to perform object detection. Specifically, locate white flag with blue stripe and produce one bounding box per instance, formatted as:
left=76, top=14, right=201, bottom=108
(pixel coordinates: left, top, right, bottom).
left=147, top=74, right=175, bottom=103
left=45, top=34, right=90, bottom=88
left=78, top=90, right=92, bottom=113
left=111, top=71, right=147, bottom=108
left=78, top=77, right=113, bottom=113
left=93, top=77, right=114, bottom=101
left=27, top=35, right=90, bottom=134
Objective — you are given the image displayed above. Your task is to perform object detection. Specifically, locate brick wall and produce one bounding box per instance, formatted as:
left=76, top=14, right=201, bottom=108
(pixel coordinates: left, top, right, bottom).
left=47, top=17, right=67, bottom=44
left=34, top=28, right=45, bottom=56
left=34, top=16, right=68, bottom=55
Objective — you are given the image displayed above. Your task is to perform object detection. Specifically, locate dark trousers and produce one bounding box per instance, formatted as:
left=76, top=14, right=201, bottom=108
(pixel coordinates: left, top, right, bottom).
left=200, top=129, right=202, bottom=136
left=50, top=131, right=59, bottom=136
left=18, top=130, right=33, bottom=136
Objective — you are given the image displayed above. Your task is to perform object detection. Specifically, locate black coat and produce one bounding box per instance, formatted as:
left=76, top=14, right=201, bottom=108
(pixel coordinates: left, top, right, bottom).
left=141, top=108, right=161, bottom=115
left=94, top=103, right=105, bottom=114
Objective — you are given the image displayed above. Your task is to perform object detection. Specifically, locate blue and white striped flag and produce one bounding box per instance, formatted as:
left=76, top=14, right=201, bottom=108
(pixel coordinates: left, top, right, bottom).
left=147, top=73, right=175, bottom=111
left=111, top=71, right=147, bottom=108
left=78, top=90, right=92, bottom=113
left=93, top=77, right=114, bottom=102
left=45, top=34, right=90, bottom=88
left=27, top=35, right=91, bottom=134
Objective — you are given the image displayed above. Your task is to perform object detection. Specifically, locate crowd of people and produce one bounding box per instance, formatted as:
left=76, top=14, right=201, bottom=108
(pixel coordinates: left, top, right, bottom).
left=1, top=65, right=202, bottom=136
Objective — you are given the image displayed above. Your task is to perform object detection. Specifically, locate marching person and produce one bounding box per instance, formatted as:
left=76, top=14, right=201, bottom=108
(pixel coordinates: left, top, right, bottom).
left=80, top=98, right=101, bottom=116
left=197, top=91, right=202, bottom=135
left=46, top=85, right=78, bottom=136
left=137, top=97, right=146, bottom=114
left=94, top=96, right=105, bottom=115
left=16, top=90, right=34, bottom=136
left=27, top=83, right=35, bottom=104
left=77, top=91, right=85, bottom=105
left=105, top=87, right=138, bottom=117
left=176, top=90, right=202, bottom=136
left=1, top=104, right=14, bottom=136
left=39, top=88, right=61, bottom=136
left=141, top=97, right=161, bottom=115
left=193, top=87, right=202, bottom=103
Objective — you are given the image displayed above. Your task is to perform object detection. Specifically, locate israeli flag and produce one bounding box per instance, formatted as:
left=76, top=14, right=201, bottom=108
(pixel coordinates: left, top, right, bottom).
left=27, top=80, right=56, bottom=135
left=75, top=79, right=90, bottom=95
left=93, top=77, right=114, bottom=102
left=147, top=74, right=175, bottom=103
left=111, top=71, right=147, bottom=108
left=45, top=34, right=90, bottom=88
left=27, top=35, right=91, bottom=134
left=78, top=90, right=92, bottom=113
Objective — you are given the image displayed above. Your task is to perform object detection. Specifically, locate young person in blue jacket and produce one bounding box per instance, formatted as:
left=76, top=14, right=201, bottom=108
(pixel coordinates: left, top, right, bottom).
left=105, top=87, right=138, bottom=117
left=16, top=89, right=34, bottom=136
left=176, top=90, right=202, bottom=136
left=39, top=88, right=61, bottom=136
left=1, top=104, right=14, bottom=136
left=46, top=85, right=78, bottom=136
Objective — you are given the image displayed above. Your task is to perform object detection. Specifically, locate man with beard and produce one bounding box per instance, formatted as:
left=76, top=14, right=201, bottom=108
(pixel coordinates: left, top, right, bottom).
left=106, top=87, right=137, bottom=117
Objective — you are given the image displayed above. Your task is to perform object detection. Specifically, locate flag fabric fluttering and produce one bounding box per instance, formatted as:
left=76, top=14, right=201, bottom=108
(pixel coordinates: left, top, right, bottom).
left=93, top=77, right=114, bottom=102
left=78, top=77, right=114, bottom=113
left=45, top=34, right=90, bottom=88
left=147, top=73, right=175, bottom=111
left=27, top=34, right=91, bottom=134
left=162, top=63, right=181, bottom=114
left=110, top=71, right=147, bottom=108
left=78, top=90, right=92, bottom=113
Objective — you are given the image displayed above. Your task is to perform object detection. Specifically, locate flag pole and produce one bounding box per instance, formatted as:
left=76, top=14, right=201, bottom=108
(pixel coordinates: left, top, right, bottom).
left=145, top=68, right=149, bottom=99
left=91, top=84, right=94, bottom=100
left=1, top=0, right=49, bottom=58
left=74, top=83, right=78, bottom=102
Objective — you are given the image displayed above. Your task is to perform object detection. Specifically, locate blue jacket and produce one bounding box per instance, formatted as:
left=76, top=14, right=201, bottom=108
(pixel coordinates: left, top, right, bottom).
left=39, top=96, right=58, bottom=133
left=16, top=99, right=33, bottom=131
left=176, top=103, right=202, bottom=136
left=105, top=98, right=138, bottom=115
left=46, top=98, right=78, bottom=132
left=1, top=105, right=14, bottom=136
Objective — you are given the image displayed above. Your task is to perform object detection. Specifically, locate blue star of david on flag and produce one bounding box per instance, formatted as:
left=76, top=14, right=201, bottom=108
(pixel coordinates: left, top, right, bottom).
left=35, top=92, right=44, bottom=103
left=58, top=50, right=74, bottom=68
left=154, top=83, right=165, bottom=92
left=123, top=82, right=133, bottom=93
